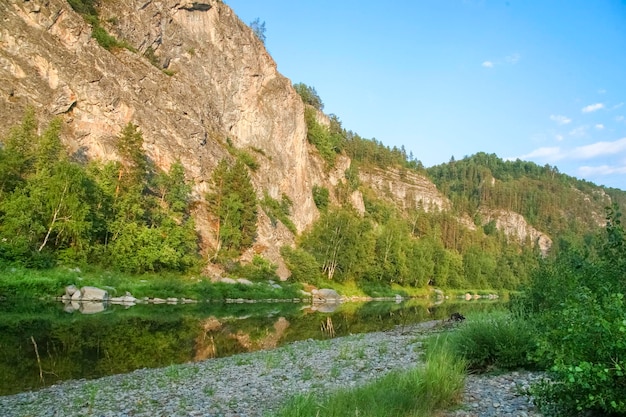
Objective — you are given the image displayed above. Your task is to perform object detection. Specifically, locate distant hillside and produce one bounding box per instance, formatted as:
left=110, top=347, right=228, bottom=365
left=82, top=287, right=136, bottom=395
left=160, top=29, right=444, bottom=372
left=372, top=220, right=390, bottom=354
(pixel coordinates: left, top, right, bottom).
left=427, top=152, right=626, bottom=248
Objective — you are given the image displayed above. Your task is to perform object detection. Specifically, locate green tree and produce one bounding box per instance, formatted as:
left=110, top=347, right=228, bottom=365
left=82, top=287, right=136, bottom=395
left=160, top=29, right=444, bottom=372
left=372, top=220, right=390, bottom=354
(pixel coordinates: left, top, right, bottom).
left=300, top=207, right=374, bottom=281
left=206, top=159, right=258, bottom=260
left=293, top=83, right=324, bottom=110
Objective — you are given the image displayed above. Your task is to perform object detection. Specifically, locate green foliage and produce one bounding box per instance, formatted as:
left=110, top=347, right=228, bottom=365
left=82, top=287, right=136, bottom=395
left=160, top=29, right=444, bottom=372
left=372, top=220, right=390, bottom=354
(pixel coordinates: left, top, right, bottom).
left=304, top=107, right=341, bottom=167
left=280, top=246, right=321, bottom=284
left=67, top=0, right=133, bottom=51
left=427, top=152, right=626, bottom=241
left=445, top=312, right=538, bottom=372
left=312, top=185, right=330, bottom=210
left=271, top=340, right=465, bottom=417
left=516, top=206, right=626, bottom=416
left=293, top=83, right=324, bottom=110
left=206, top=159, right=258, bottom=260
left=300, top=207, right=374, bottom=282
left=67, top=0, right=97, bottom=17
left=227, top=255, right=279, bottom=281
left=261, top=192, right=296, bottom=233
left=0, top=113, right=199, bottom=273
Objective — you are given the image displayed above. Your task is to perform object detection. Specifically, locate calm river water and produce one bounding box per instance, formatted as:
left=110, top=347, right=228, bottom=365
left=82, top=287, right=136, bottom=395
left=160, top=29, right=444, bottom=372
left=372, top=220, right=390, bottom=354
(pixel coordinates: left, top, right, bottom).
left=0, top=297, right=503, bottom=396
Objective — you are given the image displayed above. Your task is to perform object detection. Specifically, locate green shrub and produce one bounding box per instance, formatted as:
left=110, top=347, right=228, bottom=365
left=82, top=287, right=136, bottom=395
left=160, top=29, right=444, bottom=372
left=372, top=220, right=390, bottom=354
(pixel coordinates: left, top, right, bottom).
left=261, top=193, right=296, bottom=234
left=280, top=246, right=321, bottom=284
left=229, top=255, right=279, bottom=282
left=445, top=311, right=538, bottom=372
left=519, top=206, right=626, bottom=416
left=312, top=185, right=329, bottom=210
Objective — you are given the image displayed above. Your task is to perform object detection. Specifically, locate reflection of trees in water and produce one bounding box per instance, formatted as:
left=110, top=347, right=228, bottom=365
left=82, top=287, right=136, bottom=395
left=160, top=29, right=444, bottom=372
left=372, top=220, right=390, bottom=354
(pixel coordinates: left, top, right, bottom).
left=1, top=299, right=503, bottom=395
left=194, top=316, right=291, bottom=361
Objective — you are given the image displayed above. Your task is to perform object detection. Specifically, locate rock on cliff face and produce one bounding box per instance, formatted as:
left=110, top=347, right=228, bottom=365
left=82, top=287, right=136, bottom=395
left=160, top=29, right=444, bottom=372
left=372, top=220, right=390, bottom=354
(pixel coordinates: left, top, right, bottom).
left=359, top=167, right=451, bottom=212
left=0, top=0, right=325, bottom=270
left=480, top=209, right=552, bottom=255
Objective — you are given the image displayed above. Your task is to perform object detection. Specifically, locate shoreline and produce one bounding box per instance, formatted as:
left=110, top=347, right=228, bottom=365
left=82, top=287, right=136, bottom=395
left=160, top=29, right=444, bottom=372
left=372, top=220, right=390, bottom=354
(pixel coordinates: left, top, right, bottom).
left=1, top=320, right=541, bottom=417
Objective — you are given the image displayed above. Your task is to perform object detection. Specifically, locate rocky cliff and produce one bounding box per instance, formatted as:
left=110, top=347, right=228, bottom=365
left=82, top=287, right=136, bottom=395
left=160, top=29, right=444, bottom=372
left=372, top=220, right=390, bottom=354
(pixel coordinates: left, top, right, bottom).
left=1, top=0, right=555, bottom=276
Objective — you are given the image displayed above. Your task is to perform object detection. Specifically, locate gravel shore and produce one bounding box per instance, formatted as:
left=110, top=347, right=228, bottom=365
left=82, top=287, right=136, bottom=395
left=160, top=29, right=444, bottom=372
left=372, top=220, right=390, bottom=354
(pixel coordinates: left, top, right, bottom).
left=1, top=321, right=542, bottom=417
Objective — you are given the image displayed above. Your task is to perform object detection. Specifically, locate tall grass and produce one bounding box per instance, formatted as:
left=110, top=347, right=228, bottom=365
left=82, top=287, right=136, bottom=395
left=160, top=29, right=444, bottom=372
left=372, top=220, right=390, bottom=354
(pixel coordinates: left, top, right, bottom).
left=444, top=311, right=538, bottom=372
left=269, top=339, right=466, bottom=417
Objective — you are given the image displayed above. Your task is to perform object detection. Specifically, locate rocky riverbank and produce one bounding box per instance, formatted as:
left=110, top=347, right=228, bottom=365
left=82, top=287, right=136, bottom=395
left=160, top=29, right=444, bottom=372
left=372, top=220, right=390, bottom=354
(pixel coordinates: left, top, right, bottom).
left=0, top=321, right=542, bottom=417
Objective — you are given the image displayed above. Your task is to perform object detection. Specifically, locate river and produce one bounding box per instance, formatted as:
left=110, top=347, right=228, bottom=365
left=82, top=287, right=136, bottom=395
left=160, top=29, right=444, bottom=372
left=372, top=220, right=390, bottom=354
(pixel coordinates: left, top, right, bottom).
left=0, top=297, right=503, bottom=396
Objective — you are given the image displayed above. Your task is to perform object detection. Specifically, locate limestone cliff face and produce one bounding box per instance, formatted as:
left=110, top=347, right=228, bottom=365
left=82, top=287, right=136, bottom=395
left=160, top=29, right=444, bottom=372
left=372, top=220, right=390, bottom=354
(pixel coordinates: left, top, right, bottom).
left=0, top=0, right=323, bottom=273
left=479, top=209, right=552, bottom=255
left=358, top=167, right=451, bottom=212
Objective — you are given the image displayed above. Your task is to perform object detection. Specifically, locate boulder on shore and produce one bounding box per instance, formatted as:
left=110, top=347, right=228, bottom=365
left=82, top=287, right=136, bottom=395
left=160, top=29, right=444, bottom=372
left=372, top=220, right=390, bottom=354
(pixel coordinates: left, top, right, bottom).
left=79, top=286, right=109, bottom=301
left=312, top=288, right=341, bottom=303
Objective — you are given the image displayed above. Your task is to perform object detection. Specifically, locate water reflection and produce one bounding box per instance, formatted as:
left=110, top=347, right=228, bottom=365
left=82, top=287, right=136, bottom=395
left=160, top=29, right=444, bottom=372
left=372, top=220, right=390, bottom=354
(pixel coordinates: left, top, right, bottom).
left=0, top=298, right=502, bottom=396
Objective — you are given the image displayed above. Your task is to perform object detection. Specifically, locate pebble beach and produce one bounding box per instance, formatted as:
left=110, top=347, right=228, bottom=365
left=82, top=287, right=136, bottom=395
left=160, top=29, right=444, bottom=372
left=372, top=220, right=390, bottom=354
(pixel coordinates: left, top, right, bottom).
left=1, top=321, right=543, bottom=417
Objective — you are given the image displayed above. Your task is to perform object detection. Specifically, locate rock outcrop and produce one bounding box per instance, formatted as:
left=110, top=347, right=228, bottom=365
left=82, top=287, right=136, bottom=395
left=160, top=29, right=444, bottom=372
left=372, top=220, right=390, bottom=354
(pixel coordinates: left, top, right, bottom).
left=480, top=208, right=552, bottom=255
left=359, top=166, right=451, bottom=212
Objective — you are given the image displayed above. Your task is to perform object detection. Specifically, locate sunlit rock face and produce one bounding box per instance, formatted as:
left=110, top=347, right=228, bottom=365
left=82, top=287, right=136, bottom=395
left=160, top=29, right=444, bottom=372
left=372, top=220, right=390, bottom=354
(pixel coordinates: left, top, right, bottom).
left=0, top=0, right=325, bottom=272
left=479, top=209, right=552, bottom=255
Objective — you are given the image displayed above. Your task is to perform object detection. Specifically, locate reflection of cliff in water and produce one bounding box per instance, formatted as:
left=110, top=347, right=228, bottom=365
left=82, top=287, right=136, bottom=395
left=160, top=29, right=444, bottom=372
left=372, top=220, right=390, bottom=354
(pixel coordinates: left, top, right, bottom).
left=0, top=298, right=502, bottom=396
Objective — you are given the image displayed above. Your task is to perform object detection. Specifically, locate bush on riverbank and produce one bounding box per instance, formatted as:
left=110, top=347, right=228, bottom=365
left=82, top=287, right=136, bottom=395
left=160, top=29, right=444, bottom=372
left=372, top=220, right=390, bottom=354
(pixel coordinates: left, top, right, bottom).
left=270, top=338, right=465, bottom=417
left=516, top=205, right=626, bottom=416
left=443, top=311, right=538, bottom=372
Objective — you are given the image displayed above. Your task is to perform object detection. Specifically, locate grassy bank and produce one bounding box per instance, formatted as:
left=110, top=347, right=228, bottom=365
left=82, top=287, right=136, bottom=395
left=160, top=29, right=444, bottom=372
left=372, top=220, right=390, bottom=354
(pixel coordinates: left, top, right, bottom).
left=270, top=336, right=466, bottom=417
left=0, top=265, right=303, bottom=301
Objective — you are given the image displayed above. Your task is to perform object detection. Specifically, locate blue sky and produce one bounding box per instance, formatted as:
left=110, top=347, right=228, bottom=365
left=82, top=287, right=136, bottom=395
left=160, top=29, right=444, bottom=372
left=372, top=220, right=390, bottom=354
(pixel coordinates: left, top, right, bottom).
left=225, top=1, right=626, bottom=190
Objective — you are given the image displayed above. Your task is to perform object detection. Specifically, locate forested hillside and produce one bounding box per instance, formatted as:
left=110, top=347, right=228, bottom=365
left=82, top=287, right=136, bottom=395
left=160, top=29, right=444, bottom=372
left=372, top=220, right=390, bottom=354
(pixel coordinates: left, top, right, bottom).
left=428, top=153, right=626, bottom=251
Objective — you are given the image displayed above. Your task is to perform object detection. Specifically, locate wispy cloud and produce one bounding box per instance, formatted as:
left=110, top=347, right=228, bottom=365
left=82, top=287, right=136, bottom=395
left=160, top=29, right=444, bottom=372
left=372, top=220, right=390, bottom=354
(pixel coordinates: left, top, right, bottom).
left=504, top=53, right=521, bottom=64
left=481, top=53, right=521, bottom=68
left=569, top=126, right=587, bottom=137
left=570, top=138, right=626, bottom=159
left=595, top=124, right=605, bottom=130
left=516, top=137, right=626, bottom=163
left=550, top=114, right=571, bottom=125
left=582, top=103, right=604, bottom=113
left=613, top=102, right=624, bottom=110
left=579, top=164, right=626, bottom=176
left=518, top=147, right=564, bottom=160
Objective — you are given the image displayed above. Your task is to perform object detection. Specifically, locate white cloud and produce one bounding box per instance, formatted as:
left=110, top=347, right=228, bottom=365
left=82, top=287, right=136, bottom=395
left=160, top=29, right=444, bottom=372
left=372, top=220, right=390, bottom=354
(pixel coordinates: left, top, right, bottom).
left=482, top=53, right=520, bottom=68
left=582, top=103, right=605, bottom=113
left=569, top=126, right=587, bottom=137
left=578, top=164, right=626, bottom=176
left=516, top=137, right=626, bottom=164
left=595, top=124, right=605, bottom=130
left=518, top=147, right=564, bottom=161
left=505, top=53, right=521, bottom=64
left=570, top=137, right=626, bottom=160
left=550, top=114, right=571, bottom=125
left=555, top=134, right=564, bottom=142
